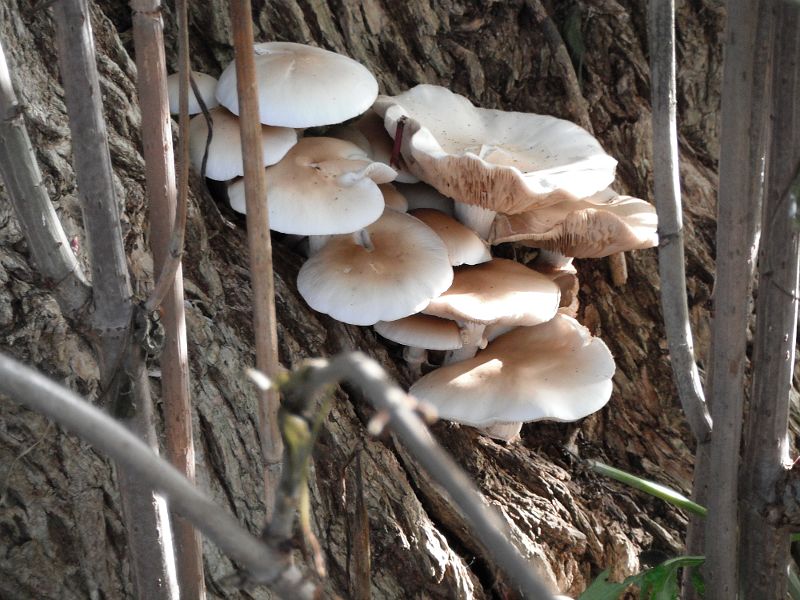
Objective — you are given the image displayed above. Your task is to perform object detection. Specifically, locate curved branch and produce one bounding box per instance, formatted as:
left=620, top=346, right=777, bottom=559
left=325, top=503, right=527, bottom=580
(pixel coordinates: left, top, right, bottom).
left=283, top=353, right=557, bottom=600
left=0, top=352, right=320, bottom=599
left=648, top=0, right=712, bottom=443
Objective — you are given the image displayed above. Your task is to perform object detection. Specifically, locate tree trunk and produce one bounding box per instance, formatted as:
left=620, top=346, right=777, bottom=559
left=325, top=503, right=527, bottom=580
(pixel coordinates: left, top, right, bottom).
left=0, top=0, right=723, bottom=597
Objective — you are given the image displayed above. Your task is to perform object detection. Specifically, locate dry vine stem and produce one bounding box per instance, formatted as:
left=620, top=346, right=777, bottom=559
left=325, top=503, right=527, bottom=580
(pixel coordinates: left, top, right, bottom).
left=130, top=0, right=204, bottom=595
left=229, top=0, right=283, bottom=517
left=0, top=352, right=320, bottom=600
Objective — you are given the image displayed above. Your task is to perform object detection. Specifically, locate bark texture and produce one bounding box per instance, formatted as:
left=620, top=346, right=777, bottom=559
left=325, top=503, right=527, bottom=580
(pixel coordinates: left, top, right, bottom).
left=0, top=0, right=722, bottom=597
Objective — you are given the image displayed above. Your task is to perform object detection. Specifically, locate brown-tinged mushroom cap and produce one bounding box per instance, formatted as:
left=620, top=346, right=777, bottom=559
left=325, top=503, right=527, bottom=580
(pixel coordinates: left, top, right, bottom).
left=297, top=209, right=453, bottom=326
left=396, top=182, right=455, bottom=215
left=188, top=107, right=297, bottom=181
left=216, top=42, right=378, bottom=128
left=374, top=314, right=462, bottom=350
left=409, top=314, right=615, bottom=427
left=373, top=84, right=617, bottom=214
left=423, top=258, right=560, bottom=327
left=167, top=71, right=219, bottom=115
left=380, top=183, right=408, bottom=212
left=409, top=209, right=491, bottom=266
left=490, top=191, right=658, bottom=257
left=227, top=137, right=396, bottom=234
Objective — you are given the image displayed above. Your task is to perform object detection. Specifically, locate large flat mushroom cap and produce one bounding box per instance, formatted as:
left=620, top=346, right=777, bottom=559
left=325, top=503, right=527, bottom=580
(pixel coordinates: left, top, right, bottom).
left=423, top=258, right=560, bottom=326
left=490, top=190, right=658, bottom=257
left=188, top=107, right=297, bottom=181
left=373, top=84, right=617, bottom=214
left=216, top=41, right=378, bottom=128
left=409, top=314, right=615, bottom=427
left=227, top=137, right=396, bottom=235
left=297, top=209, right=454, bottom=326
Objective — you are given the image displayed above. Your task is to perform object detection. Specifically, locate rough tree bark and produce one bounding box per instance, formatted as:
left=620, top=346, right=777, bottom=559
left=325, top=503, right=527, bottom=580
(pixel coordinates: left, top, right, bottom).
left=0, top=1, right=723, bottom=597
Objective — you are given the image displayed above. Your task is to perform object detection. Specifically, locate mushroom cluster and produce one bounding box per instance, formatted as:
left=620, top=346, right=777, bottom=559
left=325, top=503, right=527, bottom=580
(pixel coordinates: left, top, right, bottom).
left=172, top=42, right=658, bottom=442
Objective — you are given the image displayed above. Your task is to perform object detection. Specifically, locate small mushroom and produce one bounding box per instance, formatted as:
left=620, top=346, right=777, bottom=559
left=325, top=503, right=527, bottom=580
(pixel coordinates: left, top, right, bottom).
left=409, top=209, right=491, bottom=266
left=297, top=209, right=453, bottom=325
left=374, top=314, right=462, bottom=376
left=188, top=107, right=297, bottom=181
left=490, top=190, right=658, bottom=257
left=422, top=258, right=561, bottom=362
left=216, top=41, right=378, bottom=128
left=227, top=137, right=396, bottom=234
left=373, top=84, right=617, bottom=214
left=166, top=71, right=219, bottom=115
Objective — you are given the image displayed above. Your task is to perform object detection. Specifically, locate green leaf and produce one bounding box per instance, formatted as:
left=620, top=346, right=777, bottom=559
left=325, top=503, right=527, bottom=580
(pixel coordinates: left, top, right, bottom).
left=579, top=556, right=704, bottom=600
left=578, top=569, right=630, bottom=600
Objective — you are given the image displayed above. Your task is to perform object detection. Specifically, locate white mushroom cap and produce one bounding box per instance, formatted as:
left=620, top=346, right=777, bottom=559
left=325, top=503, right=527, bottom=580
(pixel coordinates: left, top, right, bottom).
left=167, top=71, right=219, bottom=115
left=490, top=189, right=658, bottom=257
left=297, top=209, right=454, bottom=325
left=380, top=183, right=408, bottom=212
left=216, top=42, right=378, bottom=128
left=409, top=314, right=615, bottom=427
left=188, top=107, right=297, bottom=181
left=227, top=137, right=396, bottom=234
left=373, top=84, right=617, bottom=213
left=423, top=258, right=560, bottom=327
left=409, top=209, right=491, bottom=266
left=374, top=314, right=462, bottom=350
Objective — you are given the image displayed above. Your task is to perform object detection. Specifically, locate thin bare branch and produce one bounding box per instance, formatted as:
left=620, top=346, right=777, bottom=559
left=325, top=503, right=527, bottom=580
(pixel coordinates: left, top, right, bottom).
left=286, top=353, right=557, bottom=600
left=0, top=37, right=91, bottom=316
left=129, top=0, right=204, bottom=596
left=52, top=1, right=174, bottom=596
left=701, top=0, right=775, bottom=595
left=648, top=0, right=712, bottom=443
left=229, top=0, right=283, bottom=518
left=0, top=352, right=320, bottom=600
left=738, top=3, right=800, bottom=598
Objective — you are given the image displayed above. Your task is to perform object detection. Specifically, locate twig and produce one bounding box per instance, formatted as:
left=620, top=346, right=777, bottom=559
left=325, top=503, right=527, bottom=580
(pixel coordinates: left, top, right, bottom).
left=229, top=0, right=283, bottom=518
left=701, top=0, right=774, bottom=596
left=0, top=352, right=320, bottom=599
left=351, top=451, right=372, bottom=600
left=647, top=0, right=712, bottom=444
left=52, top=1, right=173, bottom=596
left=0, top=37, right=91, bottom=316
left=737, top=4, right=800, bottom=598
left=282, top=353, right=557, bottom=600
left=130, top=0, right=204, bottom=596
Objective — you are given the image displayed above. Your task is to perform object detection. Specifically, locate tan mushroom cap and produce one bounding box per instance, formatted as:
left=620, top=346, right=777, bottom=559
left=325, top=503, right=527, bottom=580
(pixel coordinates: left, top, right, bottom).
left=490, top=190, right=658, bottom=257
left=423, top=258, right=560, bottom=327
left=373, top=84, right=617, bottom=214
left=374, top=314, right=462, bottom=350
left=228, top=137, right=396, bottom=234
left=188, top=107, right=297, bottom=181
left=410, top=209, right=491, bottom=266
left=396, top=182, right=455, bottom=215
left=167, top=71, right=219, bottom=115
left=216, top=42, right=378, bottom=128
left=380, top=183, right=408, bottom=212
left=297, top=209, right=453, bottom=326
left=409, top=314, right=615, bottom=427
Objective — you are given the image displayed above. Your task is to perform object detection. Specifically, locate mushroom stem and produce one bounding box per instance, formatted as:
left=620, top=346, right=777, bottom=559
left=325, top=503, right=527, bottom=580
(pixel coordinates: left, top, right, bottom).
left=533, top=248, right=573, bottom=271
left=352, top=228, right=374, bottom=252
left=443, top=321, right=486, bottom=365
left=402, top=346, right=428, bottom=378
left=307, top=234, right=330, bottom=255
left=479, top=421, right=523, bottom=442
